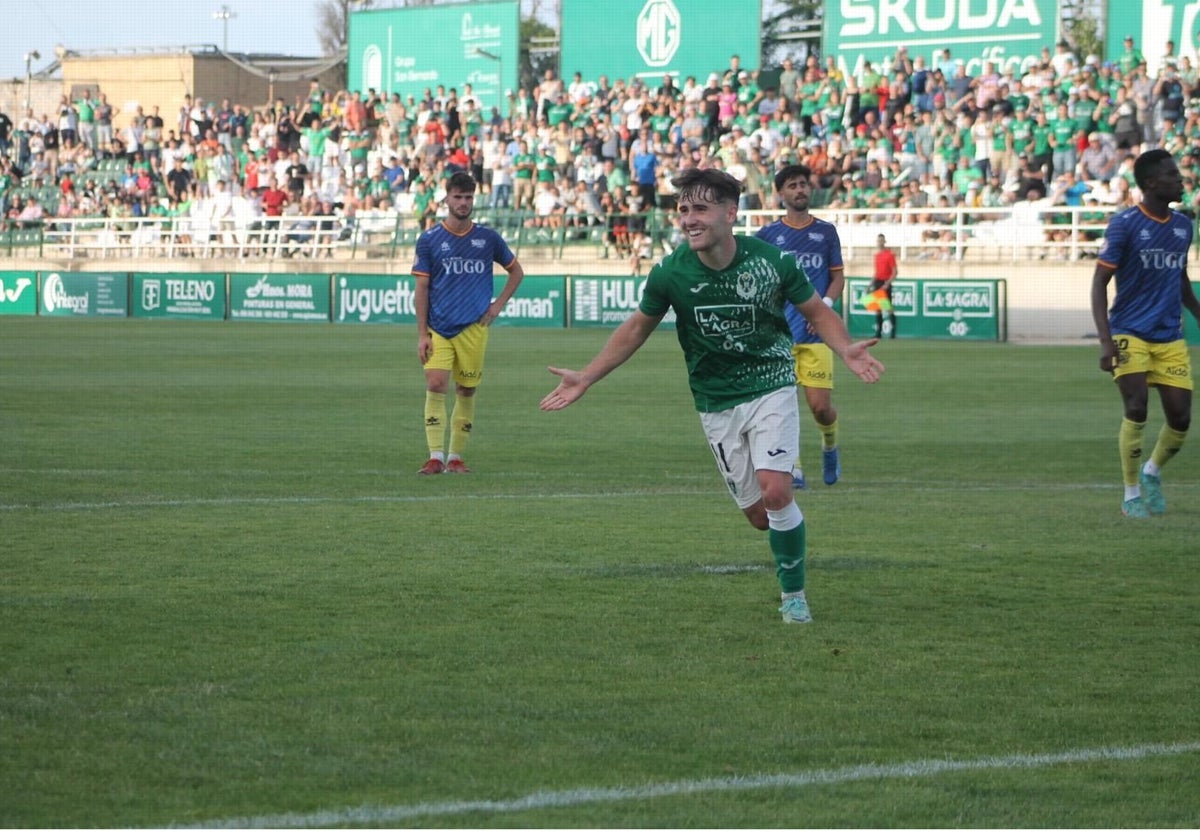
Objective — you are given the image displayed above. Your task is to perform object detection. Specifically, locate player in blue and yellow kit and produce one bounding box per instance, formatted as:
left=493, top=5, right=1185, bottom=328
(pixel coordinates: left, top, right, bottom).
left=413, top=171, right=524, bottom=475
left=756, top=164, right=846, bottom=488
left=541, top=168, right=884, bottom=625
left=1092, top=149, right=1200, bottom=517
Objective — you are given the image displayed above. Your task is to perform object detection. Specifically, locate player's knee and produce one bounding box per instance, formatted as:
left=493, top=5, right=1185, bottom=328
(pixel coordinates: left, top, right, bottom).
left=742, top=502, right=769, bottom=530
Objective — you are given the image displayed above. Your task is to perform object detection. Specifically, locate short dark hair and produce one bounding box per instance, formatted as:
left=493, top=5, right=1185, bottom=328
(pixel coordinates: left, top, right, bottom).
left=671, top=167, right=744, bottom=205
left=773, top=163, right=813, bottom=191
left=1134, top=148, right=1173, bottom=189
left=446, top=171, right=476, bottom=193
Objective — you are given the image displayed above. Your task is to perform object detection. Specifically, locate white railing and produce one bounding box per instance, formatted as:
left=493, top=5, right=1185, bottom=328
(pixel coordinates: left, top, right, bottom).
left=9, top=203, right=1144, bottom=263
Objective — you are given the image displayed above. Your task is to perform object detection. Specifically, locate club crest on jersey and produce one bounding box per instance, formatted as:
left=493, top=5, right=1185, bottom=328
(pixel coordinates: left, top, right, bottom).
left=471, top=238, right=486, bottom=248
left=735, top=272, right=756, bottom=300
left=808, top=232, right=824, bottom=241
left=1174, top=227, right=1189, bottom=239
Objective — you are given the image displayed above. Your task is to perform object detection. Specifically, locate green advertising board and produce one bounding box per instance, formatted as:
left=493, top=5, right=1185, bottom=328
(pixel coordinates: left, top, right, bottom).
left=335, top=273, right=418, bottom=325
left=561, top=0, right=761, bottom=86
left=0, top=270, right=38, bottom=316
left=132, top=273, right=226, bottom=320
left=1106, top=1, right=1190, bottom=75
left=349, top=2, right=518, bottom=112
left=846, top=278, right=1006, bottom=341
left=824, top=0, right=1059, bottom=79
left=40, top=272, right=128, bottom=318
left=570, top=275, right=676, bottom=328
left=493, top=276, right=565, bottom=327
left=230, top=273, right=332, bottom=322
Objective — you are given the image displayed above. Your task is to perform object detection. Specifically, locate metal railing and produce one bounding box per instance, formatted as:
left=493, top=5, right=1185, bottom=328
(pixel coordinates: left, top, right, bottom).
left=3, top=203, right=1132, bottom=264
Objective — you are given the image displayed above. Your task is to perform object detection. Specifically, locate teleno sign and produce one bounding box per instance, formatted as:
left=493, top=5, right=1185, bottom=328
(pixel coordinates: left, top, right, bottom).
left=825, top=0, right=1059, bottom=79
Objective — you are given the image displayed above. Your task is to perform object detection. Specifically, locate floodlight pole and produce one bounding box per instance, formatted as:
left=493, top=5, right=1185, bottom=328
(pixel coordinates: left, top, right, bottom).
left=213, top=5, right=234, bottom=52
left=24, top=51, right=39, bottom=114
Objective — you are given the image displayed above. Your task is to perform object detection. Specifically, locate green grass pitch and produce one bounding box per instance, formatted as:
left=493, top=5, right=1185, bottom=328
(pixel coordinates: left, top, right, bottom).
left=1, top=318, right=1197, bottom=828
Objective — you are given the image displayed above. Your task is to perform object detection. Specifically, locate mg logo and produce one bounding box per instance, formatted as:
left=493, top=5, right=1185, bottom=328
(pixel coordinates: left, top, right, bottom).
left=143, top=279, right=161, bottom=311
left=637, top=0, right=681, bottom=68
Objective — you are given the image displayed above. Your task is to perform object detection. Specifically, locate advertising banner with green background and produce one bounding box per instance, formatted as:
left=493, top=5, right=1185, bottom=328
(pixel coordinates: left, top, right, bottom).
left=846, top=278, right=1007, bottom=341
left=131, top=273, right=226, bottom=320
left=824, top=0, right=1059, bottom=79
left=40, top=272, right=128, bottom=318
left=349, top=1, right=518, bottom=113
left=335, top=274, right=417, bottom=325
left=0, top=271, right=38, bottom=316
left=335, top=273, right=564, bottom=327
left=1106, top=0, right=1196, bottom=76
left=561, top=0, right=760, bottom=87
left=493, top=275, right=565, bottom=327
left=230, top=273, right=331, bottom=322
left=570, top=276, right=676, bottom=329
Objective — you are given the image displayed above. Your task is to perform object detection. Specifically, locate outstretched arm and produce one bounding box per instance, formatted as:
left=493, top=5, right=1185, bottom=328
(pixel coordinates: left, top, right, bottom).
left=541, top=310, right=663, bottom=410
left=796, top=296, right=885, bottom=384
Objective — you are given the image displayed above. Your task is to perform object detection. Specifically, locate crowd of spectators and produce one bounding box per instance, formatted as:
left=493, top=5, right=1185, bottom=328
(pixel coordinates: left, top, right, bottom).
left=3, top=34, right=1200, bottom=260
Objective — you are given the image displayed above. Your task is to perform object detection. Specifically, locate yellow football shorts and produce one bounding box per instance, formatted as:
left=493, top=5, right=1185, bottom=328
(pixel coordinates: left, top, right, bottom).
left=791, top=342, right=834, bottom=390
left=425, top=321, right=490, bottom=387
left=1112, top=335, right=1193, bottom=390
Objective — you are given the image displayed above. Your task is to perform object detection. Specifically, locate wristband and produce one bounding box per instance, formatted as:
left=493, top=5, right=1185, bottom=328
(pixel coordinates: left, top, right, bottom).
left=822, top=296, right=834, bottom=308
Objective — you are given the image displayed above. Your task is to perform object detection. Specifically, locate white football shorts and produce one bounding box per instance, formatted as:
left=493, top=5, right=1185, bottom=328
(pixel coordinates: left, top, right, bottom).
left=698, top=386, right=799, bottom=510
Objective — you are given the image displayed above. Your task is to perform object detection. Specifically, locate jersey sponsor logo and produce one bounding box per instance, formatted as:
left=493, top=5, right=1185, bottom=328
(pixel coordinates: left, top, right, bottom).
left=792, top=252, right=826, bottom=270
left=695, top=304, right=754, bottom=338
left=442, top=257, right=490, bottom=274
left=1138, top=249, right=1187, bottom=270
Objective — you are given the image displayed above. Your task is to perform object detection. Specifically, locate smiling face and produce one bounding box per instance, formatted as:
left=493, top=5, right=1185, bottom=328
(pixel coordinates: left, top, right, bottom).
left=676, top=184, right=737, bottom=256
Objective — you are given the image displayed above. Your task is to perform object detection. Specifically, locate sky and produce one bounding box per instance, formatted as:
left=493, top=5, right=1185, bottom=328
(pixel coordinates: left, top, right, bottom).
left=2, top=0, right=328, bottom=80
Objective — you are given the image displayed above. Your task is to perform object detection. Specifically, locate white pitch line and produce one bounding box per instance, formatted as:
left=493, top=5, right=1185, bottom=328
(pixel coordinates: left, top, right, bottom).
left=0, top=481, right=1162, bottom=513
left=171, top=740, right=1200, bottom=829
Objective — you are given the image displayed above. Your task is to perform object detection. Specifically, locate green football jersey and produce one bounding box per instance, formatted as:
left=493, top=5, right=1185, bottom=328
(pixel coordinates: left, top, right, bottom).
left=640, top=235, right=814, bottom=412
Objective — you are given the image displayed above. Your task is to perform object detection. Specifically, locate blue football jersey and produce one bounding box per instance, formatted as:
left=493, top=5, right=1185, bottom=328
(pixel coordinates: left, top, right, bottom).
left=413, top=222, right=516, bottom=338
left=1097, top=205, right=1193, bottom=342
left=756, top=216, right=844, bottom=344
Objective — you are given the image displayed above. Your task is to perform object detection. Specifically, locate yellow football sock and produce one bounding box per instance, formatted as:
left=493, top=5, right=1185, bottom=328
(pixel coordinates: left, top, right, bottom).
left=449, top=392, right=475, bottom=456
left=817, top=419, right=838, bottom=451
left=424, top=391, right=446, bottom=454
left=1149, top=424, right=1187, bottom=471
left=1118, top=418, right=1146, bottom=488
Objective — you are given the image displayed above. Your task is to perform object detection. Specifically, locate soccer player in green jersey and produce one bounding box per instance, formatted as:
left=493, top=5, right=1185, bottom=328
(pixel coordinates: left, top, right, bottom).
left=540, top=169, right=884, bottom=624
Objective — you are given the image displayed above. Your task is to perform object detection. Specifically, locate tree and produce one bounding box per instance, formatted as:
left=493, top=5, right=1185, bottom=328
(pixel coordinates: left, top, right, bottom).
left=761, top=0, right=822, bottom=68
left=1061, top=0, right=1103, bottom=64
